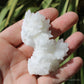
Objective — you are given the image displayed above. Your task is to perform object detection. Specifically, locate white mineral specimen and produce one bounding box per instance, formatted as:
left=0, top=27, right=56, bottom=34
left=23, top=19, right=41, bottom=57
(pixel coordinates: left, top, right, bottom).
left=21, top=10, right=69, bottom=75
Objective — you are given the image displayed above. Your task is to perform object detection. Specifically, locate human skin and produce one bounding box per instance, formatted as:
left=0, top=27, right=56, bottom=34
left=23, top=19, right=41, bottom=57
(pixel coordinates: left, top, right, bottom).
left=0, top=8, right=84, bottom=84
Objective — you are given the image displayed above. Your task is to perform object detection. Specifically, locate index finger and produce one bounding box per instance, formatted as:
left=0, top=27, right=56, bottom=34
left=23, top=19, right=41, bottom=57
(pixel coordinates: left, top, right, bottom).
left=0, top=8, right=58, bottom=47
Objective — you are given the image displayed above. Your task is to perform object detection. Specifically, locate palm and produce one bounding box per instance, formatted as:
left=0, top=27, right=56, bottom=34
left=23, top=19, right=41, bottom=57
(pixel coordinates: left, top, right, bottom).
left=0, top=8, right=83, bottom=84
left=0, top=38, right=34, bottom=84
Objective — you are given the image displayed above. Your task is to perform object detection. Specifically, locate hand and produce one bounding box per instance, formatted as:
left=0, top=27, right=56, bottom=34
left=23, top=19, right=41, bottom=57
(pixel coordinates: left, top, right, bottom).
left=0, top=8, right=84, bottom=84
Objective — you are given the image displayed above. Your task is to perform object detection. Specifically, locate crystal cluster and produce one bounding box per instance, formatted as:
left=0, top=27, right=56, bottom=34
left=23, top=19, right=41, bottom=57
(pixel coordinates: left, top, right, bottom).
left=21, top=10, right=69, bottom=75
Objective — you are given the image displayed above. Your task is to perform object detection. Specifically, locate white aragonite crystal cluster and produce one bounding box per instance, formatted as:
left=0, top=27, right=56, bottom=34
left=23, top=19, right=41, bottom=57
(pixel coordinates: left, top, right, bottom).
left=21, top=10, right=69, bottom=75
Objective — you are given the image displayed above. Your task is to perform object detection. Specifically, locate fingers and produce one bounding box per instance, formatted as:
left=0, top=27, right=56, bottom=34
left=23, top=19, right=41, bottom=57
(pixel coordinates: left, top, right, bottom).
left=38, top=57, right=83, bottom=84
left=39, top=8, right=58, bottom=21
left=50, top=12, right=78, bottom=38
left=0, top=8, right=58, bottom=47
left=65, top=32, right=84, bottom=56
left=54, top=57, right=83, bottom=83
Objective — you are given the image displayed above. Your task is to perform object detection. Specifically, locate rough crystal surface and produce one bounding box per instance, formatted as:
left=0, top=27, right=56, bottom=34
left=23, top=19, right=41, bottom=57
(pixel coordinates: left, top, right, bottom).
left=21, top=10, right=69, bottom=75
